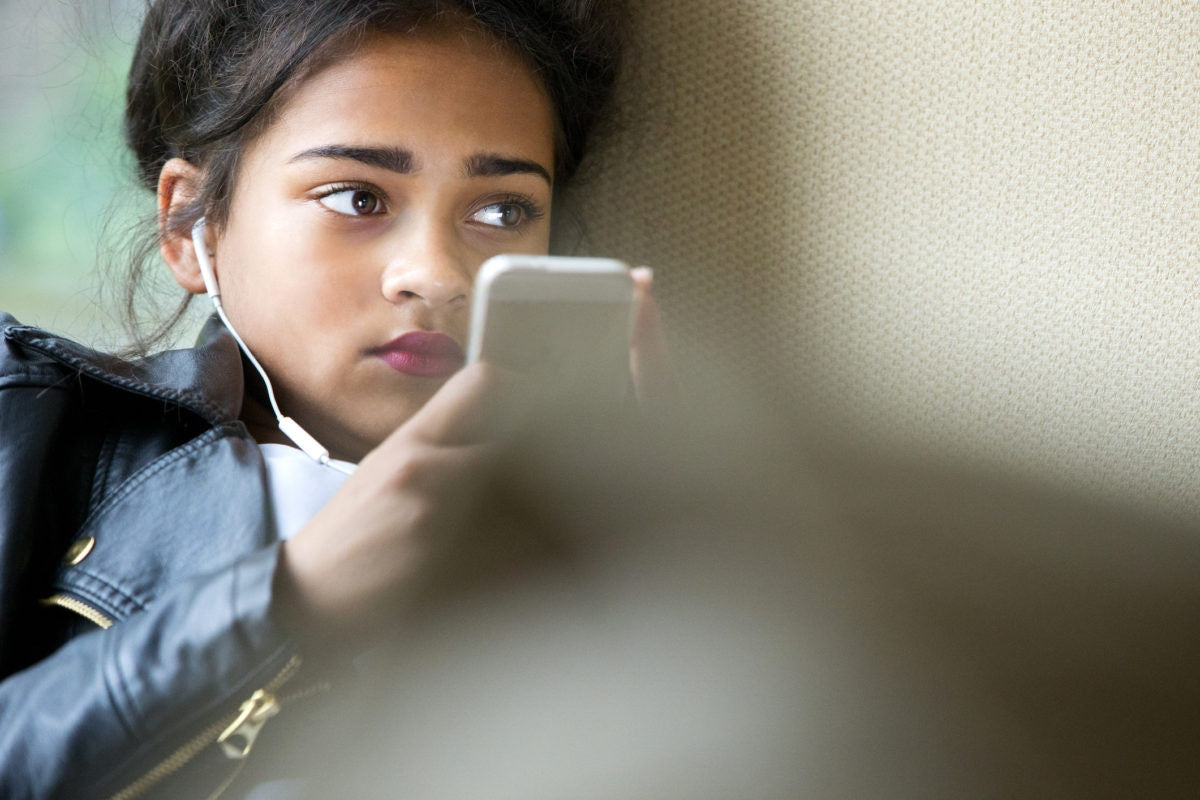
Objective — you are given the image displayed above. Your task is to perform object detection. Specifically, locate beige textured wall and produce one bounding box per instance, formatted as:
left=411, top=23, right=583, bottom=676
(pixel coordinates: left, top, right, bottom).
left=570, top=1, right=1200, bottom=519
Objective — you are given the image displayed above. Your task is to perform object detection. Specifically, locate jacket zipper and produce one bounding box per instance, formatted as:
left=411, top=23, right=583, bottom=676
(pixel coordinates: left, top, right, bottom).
left=106, top=654, right=306, bottom=800
left=40, top=593, right=114, bottom=629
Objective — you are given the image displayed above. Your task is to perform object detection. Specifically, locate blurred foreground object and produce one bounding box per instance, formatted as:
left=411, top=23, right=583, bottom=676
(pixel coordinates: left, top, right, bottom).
left=243, top=381, right=1198, bottom=799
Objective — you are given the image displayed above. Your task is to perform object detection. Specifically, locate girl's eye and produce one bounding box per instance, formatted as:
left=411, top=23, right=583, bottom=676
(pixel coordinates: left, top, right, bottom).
left=317, top=188, right=384, bottom=216
left=472, top=201, right=541, bottom=229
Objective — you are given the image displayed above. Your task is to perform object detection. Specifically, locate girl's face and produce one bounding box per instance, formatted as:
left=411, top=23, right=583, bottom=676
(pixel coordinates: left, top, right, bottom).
left=204, top=25, right=556, bottom=460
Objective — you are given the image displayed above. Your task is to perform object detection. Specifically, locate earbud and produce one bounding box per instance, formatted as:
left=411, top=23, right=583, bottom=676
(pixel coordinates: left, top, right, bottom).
left=190, top=218, right=221, bottom=299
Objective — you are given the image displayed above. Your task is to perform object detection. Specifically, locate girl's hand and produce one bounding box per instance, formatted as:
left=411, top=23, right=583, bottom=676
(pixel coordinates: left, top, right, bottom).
left=629, top=267, right=677, bottom=410
left=275, top=266, right=674, bottom=650
left=273, top=362, right=516, bottom=648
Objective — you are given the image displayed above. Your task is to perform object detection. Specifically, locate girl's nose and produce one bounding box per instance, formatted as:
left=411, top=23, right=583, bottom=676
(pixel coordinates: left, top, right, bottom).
left=380, top=227, right=472, bottom=309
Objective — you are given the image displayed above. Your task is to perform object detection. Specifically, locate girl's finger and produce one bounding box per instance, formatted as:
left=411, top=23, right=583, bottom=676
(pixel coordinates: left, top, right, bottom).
left=629, top=267, right=677, bottom=408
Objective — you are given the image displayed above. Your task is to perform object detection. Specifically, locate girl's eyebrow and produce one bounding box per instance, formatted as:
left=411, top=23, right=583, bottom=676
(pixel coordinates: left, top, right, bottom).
left=465, top=153, right=552, bottom=186
left=289, top=145, right=414, bottom=173
left=288, top=145, right=552, bottom=187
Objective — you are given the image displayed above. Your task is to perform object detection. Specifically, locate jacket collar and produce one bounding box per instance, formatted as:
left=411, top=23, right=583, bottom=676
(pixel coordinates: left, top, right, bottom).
left=55, top=422, right=274, bottom=622
left=4, top=314, right=244, bottom=425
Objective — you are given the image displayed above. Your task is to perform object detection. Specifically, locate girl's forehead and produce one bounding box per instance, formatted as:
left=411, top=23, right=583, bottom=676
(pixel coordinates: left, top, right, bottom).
left=241, top=25, right=556, bottom=170
left=283, top=27, right=548, bottom=121
left=289, top=21, right=543, bottom=108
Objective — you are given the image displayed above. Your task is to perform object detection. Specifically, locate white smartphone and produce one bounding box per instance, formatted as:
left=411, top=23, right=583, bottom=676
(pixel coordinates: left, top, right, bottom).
left=467, top=254, right=636, bottom=398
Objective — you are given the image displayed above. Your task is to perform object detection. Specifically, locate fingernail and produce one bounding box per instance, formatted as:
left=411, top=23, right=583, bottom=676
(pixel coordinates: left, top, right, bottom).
left=630, top=266, right=654, bottom=285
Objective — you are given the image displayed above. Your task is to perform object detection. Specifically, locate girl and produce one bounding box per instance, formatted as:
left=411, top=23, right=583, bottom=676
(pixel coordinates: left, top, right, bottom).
left=0, top=1, right=653, bottom=796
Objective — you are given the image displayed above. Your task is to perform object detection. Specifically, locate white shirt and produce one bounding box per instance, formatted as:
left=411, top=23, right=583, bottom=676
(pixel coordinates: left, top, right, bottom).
left=258, top=443, right=354, bottom=540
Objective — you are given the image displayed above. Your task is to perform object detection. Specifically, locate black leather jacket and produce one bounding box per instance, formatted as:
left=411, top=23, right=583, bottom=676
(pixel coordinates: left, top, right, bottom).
left=0, top=312, right=303, bottom=799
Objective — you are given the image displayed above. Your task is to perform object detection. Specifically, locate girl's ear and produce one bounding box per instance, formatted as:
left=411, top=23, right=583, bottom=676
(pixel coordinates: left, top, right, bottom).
left=157, top=158, right=208, bottom=295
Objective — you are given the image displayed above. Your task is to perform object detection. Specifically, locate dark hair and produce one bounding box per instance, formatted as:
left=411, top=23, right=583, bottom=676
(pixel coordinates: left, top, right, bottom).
left=116, top=0, right=626, bottom=353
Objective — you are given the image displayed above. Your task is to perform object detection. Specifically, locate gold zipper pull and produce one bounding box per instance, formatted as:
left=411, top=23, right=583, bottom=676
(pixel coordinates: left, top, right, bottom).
left=217, top=689, right=280, bottom=759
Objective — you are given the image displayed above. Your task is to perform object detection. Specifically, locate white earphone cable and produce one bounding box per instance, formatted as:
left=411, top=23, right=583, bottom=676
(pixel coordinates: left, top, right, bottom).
left=191, top=219, right=355, bottom=476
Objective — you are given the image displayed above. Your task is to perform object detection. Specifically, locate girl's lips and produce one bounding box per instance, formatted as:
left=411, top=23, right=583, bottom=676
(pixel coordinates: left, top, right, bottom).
left=372, top=331, right=465, bottom=378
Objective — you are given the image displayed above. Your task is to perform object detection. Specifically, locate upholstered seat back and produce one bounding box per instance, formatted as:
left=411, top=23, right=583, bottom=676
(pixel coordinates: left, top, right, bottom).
left=570, top=1, right=1200, bottom=520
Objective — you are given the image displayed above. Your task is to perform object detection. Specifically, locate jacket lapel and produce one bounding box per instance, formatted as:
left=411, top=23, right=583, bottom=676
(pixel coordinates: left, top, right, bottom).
left=6, top=315, right=273, bottom=623
left=53, top=424, right=273, bottom=623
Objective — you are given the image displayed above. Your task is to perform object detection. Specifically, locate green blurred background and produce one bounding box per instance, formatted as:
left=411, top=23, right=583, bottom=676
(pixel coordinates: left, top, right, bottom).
left=0, top=0, right=166, bottom=349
